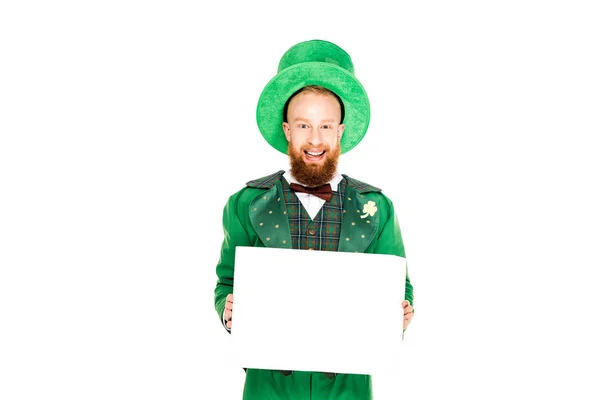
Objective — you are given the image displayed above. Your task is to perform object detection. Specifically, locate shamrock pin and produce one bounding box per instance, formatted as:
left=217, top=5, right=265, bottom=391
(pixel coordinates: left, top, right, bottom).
left=360, top=201, right=377, bottom=219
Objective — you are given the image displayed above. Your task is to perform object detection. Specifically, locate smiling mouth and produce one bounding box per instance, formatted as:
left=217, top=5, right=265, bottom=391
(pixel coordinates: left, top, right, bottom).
left=304, top=150, right=326, bottom=161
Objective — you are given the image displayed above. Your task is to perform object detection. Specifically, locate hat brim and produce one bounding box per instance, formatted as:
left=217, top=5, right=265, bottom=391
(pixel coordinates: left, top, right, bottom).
left=256, top=62, right=370, bottom=155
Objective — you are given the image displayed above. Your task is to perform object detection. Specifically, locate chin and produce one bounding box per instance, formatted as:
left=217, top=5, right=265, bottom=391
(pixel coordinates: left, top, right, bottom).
left=289, top=146, right=340, bottom=187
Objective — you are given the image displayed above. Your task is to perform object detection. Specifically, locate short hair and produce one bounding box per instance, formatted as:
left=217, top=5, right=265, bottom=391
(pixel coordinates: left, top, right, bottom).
left=282, top=85, right=345, bottom=124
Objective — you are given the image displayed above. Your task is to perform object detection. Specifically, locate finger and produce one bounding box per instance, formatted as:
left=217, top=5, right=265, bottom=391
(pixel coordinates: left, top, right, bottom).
left=225, top=302, right=233, bottom=311
left=224, top=309, right=232, bottom=320
left=226, top=293, right=234, bottom=302
left=402, top=300, right=408, bottom=308
left=226, top=320, right=232, bottom=329
left=404, top=312, right=414, bottom=322
left=404, top=305, right=413, bottom=314
left=403, top=314, right=413, bottom=329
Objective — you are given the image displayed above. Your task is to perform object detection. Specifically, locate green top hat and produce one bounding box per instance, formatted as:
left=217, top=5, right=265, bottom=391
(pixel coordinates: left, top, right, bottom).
left=256, top=39, right=370, bottom=155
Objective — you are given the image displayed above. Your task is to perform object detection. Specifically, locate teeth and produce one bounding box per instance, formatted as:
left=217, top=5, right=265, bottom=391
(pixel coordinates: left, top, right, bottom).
left=306, top=151, right=325, bottom=156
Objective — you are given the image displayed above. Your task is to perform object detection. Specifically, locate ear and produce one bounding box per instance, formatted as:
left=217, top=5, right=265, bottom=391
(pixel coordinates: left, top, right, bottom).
left=282, top=122, right=291, bottom=142
left=337, top=124, right=345, bottom=141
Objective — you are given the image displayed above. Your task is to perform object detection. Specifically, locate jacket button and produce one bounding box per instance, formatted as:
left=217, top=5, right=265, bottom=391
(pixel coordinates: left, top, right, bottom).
left=308, top=229, right=316, bottom=235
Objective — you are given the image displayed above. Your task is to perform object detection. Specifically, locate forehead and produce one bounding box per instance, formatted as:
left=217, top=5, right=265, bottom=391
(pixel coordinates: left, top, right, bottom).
left=287, top=92, right=342, bottom=117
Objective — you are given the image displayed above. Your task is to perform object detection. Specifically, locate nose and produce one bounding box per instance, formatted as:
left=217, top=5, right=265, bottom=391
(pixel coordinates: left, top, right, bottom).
left=307, top=128, right=323, bottom=146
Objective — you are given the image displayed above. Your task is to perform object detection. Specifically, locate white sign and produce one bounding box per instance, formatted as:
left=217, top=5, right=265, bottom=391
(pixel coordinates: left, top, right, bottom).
left=231, top=246, right=407, bottom=375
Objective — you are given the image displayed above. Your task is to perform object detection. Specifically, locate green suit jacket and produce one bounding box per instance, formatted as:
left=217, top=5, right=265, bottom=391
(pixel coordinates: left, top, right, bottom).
left=214, top=171, right=414, bottom=400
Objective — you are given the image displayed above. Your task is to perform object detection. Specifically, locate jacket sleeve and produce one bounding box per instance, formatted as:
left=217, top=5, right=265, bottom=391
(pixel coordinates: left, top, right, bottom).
left=214, top=189, right=253, bottom=331
left=373, top=197, right=414, bottom=308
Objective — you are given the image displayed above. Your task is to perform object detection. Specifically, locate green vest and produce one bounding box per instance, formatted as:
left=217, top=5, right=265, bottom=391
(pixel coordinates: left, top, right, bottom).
left=281, top=176, right=347, bottom=252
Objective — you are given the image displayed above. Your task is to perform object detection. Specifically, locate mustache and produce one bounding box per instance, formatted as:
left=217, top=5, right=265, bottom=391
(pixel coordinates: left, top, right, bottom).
left=301, top=145, right=330, bottom=152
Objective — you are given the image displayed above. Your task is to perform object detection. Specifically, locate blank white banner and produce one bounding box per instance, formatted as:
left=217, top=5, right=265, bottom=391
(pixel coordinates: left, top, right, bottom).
left=231, top=247, right=406, bottom=375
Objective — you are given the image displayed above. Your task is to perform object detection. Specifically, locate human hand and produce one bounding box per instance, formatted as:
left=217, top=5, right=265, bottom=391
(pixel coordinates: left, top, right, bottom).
left=402, top=300, right=414, bottom=330
left=224, top=293, right=234, bottom=329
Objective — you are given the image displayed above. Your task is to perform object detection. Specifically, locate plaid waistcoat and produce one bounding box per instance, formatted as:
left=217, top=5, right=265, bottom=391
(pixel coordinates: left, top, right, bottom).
left=280, top=177, right=347, bottom=251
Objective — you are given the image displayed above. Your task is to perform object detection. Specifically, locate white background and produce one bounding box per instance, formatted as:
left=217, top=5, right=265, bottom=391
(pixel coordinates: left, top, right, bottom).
left=1, top=1, right=599, bottom=399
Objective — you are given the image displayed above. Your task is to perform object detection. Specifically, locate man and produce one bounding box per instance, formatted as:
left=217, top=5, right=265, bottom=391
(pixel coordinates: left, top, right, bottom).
left=214, top=39, right=414, bottom=400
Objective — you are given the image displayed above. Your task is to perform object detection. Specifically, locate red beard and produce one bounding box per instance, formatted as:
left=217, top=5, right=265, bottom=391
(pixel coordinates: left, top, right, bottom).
left=288, top=144, right=340, bottom=186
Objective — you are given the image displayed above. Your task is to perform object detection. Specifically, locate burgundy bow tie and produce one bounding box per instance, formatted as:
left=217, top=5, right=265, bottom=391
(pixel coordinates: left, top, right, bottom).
left=289, top=182, right=333, bottom=201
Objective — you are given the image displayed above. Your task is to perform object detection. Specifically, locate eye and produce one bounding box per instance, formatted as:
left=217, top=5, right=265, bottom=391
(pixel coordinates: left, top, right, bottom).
left=322, top=124, right=332, bottom=129
left=299, top=124, right=309, bottom=129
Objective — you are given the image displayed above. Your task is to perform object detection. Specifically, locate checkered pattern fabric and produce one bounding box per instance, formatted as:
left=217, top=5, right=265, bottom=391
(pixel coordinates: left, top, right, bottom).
left=246, top=170, right=284, bottom=188
left=281, top=177, right=347, bottom=251
left=341, top=174, right=381, bottom=193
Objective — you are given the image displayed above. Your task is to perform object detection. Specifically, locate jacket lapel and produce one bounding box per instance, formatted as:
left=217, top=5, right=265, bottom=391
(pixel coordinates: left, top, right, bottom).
left=248, top=182, right=293, bottom=249
left=337, top=184, right=380, bottom=253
